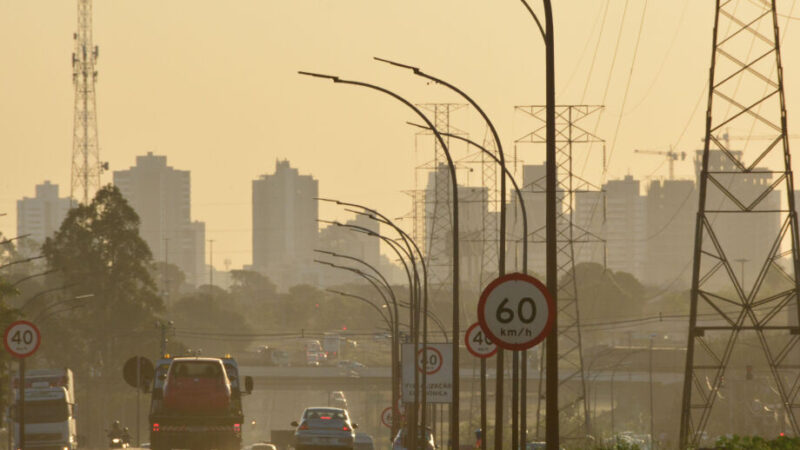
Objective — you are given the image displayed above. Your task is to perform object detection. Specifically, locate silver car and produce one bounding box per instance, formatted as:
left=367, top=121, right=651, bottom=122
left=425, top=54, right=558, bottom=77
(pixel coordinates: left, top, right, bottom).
left=292, top=407, right=356, bottom=450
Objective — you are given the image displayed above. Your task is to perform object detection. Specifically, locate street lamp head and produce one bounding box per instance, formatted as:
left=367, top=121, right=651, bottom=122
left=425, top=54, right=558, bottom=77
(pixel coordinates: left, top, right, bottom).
left=298, top=71, right=340, bottom=82
left=373, top=57, right=420, bottom=73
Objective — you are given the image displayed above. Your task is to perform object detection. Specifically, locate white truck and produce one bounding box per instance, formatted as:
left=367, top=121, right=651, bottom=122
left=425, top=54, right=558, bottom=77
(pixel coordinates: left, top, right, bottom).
left=11, top=386, right=77, bottom=450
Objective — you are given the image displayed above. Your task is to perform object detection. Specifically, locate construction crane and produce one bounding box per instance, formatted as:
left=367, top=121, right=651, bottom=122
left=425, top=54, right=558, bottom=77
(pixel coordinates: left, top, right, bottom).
left=633, top=149, right=686, bottom=180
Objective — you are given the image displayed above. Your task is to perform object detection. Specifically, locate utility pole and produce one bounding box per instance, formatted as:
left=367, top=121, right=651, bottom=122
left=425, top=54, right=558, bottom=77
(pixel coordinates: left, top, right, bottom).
left=157, top=321, right=173, bottom=356
left=680, top=0, right=800, bottom=446
left=163, top=238, right=170, bottom=308
left=71, top=0, right=103, bottom=204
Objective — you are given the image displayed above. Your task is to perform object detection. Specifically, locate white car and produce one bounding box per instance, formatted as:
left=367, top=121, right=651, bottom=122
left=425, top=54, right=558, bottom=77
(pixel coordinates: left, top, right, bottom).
left=292, top=407, right=357, bottom=450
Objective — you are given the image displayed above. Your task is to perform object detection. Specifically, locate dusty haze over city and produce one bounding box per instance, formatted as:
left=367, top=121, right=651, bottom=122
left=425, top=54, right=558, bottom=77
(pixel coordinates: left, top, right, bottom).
left=1, top=0, right=799, bottom=269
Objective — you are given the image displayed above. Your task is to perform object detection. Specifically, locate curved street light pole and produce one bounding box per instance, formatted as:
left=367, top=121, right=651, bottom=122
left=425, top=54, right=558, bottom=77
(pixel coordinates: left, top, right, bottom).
left=301, top=72, right=460, bottom=448
left=316, top=249, right=403, bottom=434
left=407, top=122, right=530, bottom=447
left=519, top=1, right=557, bottom=447
left=339, top=205, right=435, bottom=430
left=327, top=289, right=392, bottom=334
left=378, top=57, right=518, bottom=449
left=320, top=219, right=421, bottom=436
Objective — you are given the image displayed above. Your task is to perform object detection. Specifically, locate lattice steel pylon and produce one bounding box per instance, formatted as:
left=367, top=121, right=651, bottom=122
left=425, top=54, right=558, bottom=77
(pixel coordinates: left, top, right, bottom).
left=416, top=104, right=467, bottom=294
left=515, top=105, right=604, bottom=444
left=680, top=1, right=800, bottom=447
left=71, top=0, right=102, bottom=204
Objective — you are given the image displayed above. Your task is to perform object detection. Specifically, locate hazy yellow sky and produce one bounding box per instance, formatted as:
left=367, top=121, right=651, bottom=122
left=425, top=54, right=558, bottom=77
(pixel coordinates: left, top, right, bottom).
left=1, top=1, right=798, bottom=270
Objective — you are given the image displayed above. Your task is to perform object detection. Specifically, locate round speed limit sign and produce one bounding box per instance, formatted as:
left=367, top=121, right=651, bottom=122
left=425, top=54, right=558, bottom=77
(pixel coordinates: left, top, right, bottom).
left=477, top=273, right=554, bottom=351
left=465, top=322, right=497, bottom=358
left=3, top=320, right=41, bottom=358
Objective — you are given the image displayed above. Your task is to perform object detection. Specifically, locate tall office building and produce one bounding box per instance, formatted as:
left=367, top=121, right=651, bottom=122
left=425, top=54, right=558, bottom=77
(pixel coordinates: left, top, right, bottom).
left=643, top=179, right=696, bottom=287
left=113, top=152, right=206, bottom=287
left=252, top=160, right=319, bottom=290
left=17, top=181, right=74, bottom=246
left=604, top=176, right=646, bottom=279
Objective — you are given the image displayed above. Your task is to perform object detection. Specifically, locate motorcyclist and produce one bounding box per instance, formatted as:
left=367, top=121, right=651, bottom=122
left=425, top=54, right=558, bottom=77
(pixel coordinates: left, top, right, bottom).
left=108, top=420, right=123, bottom=438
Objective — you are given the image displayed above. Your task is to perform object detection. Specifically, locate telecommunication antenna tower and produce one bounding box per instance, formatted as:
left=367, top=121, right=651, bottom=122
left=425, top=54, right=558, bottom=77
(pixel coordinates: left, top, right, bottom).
left=515, top=104, right=604, bottom=443
left=680, top=1, right=800, bottom=447
left=71, top=0, right=103, bottom=204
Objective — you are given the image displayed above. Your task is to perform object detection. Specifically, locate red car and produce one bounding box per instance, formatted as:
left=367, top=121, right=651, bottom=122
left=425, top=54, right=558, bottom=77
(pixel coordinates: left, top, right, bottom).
left=162, top=358, right=232, bottom=414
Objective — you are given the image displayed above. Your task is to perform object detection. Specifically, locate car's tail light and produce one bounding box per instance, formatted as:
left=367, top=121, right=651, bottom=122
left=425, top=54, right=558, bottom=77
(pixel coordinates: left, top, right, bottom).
left=320, top=416, right=331, bottom=420
left=152, top=423, right=160, bottom=432
left=342, top=425, right=351, bottom=431
left=299, top=422, right=310, bottom=430
left=233, top=423, right=241, bottom=433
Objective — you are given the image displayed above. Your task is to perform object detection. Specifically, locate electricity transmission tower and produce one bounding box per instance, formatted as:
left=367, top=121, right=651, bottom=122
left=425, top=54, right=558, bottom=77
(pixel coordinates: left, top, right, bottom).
left=680, top=1, right=800, bottom=447
left=71, top=0, right=103, bottom=204
left=414, top=104, right=467, bottom=294
left=515, top=105, right=604, bottom=443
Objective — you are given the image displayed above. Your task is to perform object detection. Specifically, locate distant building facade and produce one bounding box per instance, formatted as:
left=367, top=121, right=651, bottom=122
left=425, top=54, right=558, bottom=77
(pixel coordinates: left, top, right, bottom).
left=643, top=179, right=696, bottom=287
left=318, top=213, right=379, bottom=286
left=604, top=176, right=646, bottom=279
left=113, top=152, right=206, bottom=287
left=252, top=160, right=319, bottom=290
left=16, top=181, right=73, bottom=245
left=423, top=164, right=491, bottom=291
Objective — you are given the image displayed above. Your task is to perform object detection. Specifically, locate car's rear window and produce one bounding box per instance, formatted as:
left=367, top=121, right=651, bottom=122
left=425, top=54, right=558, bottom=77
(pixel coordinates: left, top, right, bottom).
left=304, top=409, right=347, bottom=420
left=171, top=361, right=223, bottom=378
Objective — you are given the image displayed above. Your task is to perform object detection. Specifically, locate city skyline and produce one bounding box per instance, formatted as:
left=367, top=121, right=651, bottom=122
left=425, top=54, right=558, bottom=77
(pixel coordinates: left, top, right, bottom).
left=3, top=1, right=800, bottom=271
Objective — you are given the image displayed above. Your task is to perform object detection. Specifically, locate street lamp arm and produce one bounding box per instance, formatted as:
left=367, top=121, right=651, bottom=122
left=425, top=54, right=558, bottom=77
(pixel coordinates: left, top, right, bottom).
left=11, top=269, right=58, bottom=288
left=0, top=255, right=45, bottom=270
left=519, top=0, right=547, bottom=41
left=314, top=248, right=399, bottom=320
left=314, top=259, right=395, bottom=318
left=327, top=289, right=392, bottom=330
left=20, top=283, right=79, bottom=312
left=33, top=293, right=94, bottom=322
left=297, top=71, right=339, bottom=81
left=398, top=301, right=449, bottom=343
left=375, top=56, right=506, bottom=167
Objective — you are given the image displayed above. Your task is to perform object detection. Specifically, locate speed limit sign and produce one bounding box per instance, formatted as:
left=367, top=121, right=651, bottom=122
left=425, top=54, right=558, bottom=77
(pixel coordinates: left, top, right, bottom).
left=3, top=320, right=41, bottom=358
left=477, top=273, right=554, bottom=351
left=465, top=322, right=497, bottom=358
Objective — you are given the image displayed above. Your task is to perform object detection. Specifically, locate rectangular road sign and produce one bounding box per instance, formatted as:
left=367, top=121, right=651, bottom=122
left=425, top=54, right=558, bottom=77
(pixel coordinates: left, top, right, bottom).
left=401, top=342, right=452, bottom=403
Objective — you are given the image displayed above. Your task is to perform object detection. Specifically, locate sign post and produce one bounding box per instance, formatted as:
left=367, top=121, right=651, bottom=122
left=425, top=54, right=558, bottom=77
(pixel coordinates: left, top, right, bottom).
left=478, top=273, right=554, bottom=450
left=465, top=321, right=496, bottom=450
left=402, top=343, right=452, bottom=403
left=4, top=320, right=42, bottom=450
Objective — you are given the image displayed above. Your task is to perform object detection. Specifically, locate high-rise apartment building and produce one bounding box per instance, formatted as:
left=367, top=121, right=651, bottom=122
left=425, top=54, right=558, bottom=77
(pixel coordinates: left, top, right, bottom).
left=317, top=213, right=379, bottom=286
left=113, top=152, right=206, bottom=287
left=252, top=160, right=319, bottom=289
left=604, top=176, right=646, bottom=279
left=643, top=179, right=696, bottom=287
left=16, top=181, right=74, bottom=245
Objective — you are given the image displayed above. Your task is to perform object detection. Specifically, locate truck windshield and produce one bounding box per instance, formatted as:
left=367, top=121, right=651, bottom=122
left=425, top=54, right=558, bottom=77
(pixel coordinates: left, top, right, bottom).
left=18, top=400, right=69, bottom=424
left=171, top=361, right=222, bottom=379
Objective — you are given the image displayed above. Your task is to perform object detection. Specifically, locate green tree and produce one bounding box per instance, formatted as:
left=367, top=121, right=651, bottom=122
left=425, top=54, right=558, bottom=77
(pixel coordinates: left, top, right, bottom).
left=169, top=286, right=253, bottom=355
left=41, top=185, right=163, bottom=374
left=574, top=262, right=646, bottom=322
left=0, top=233, right=21, bottom=425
